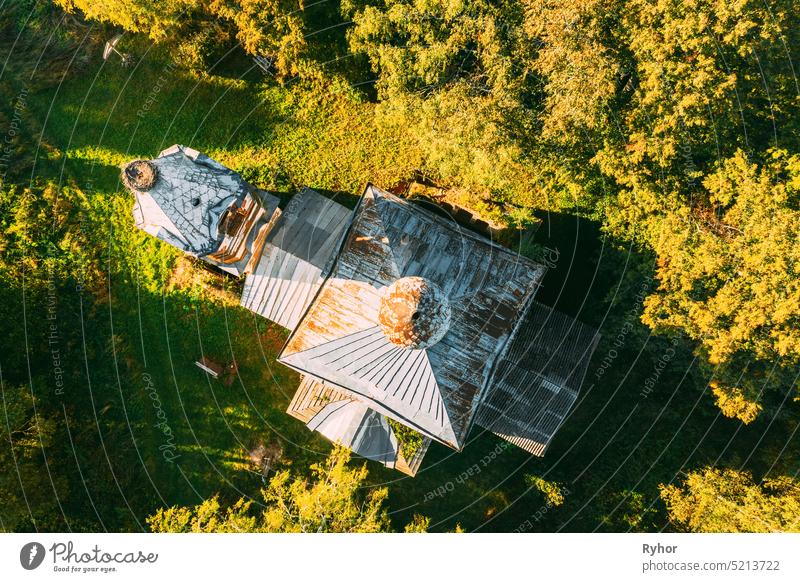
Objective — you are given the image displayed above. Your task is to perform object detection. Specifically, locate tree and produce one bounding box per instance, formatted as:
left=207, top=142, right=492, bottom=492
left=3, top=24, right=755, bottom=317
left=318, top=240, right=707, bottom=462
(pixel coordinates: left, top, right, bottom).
left=526, top=475, right=566, bottom=507
left=639, top=150, right=800, bottom=419
left=145, top=496, right=257, bottom=533
left=708, top=380, right=762, bottom=425
left=346, top=0, right=530, bottom=101
left=660, top=468, right=800, bottom=532
left=0, top=384, right=60, bottom=531
left=403, top=514, right=431, bottom=532
left=55, top=0, right=194, bottom=40
left=592, top=0, right=800, bottom=243
left=345, top=0, right=554, bottom=219
left=209, top=0, right=306, bottom=76
left=523, top=0, right=626, bottom=142
left=261, top=446, right=391, bottom=532
left=55, top=0, right=347, bottom=77
left=147, top=447, right=423, bottom=532
left=620, top=0, right=799, bottom=155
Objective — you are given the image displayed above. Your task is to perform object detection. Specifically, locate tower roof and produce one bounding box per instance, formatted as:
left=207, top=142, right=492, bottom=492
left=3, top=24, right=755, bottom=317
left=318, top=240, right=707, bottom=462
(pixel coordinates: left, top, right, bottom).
left=278, top=184, right=546, bottom=449
left=129, top=145, right=256, bottom=254
left=127, top=145, right=279, bottom=276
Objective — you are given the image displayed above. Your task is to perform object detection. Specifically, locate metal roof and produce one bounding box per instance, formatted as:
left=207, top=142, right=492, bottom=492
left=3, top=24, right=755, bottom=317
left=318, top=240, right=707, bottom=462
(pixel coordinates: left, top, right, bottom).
left=124, top=143, right=599, bottom=472
left=240, top=188, right=353, bottom=329
left=475, top=302, right=600, bottom=455
left=130, top=145, right=279, bottom=276
left=278, top=184, right=546, bottom=450
left=132, top=145, right=249, bottom=255
left=308, top=400, right=399, bottom=466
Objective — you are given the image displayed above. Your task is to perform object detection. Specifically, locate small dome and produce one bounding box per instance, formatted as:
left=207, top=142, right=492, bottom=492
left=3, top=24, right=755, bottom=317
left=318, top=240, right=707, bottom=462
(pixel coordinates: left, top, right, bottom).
left=122, top=160, right=158, bottom=191
left=378, top=277, right=451, bottom=349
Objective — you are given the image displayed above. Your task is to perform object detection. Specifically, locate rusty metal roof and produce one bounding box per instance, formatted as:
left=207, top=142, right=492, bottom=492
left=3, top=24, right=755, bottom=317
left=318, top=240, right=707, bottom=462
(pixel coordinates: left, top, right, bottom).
left=476, top=302, right=600, bottom=455
left=124, top=143, right=597, bottom=471
left=278, top=184, right=546, bottom=449
left=240, top=188, right=353, bottom=329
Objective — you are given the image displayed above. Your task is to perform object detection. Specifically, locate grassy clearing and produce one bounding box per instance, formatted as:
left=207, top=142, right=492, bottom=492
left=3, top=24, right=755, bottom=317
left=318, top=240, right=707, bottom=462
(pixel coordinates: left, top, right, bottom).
left=28, top=40, right=413, bottom=200
left=16, top=43, right=788, bottom=533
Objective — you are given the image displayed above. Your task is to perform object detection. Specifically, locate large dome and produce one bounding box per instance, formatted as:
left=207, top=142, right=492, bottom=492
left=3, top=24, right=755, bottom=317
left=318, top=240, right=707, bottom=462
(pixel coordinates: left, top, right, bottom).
left=378, top=277, right=451, bottom=349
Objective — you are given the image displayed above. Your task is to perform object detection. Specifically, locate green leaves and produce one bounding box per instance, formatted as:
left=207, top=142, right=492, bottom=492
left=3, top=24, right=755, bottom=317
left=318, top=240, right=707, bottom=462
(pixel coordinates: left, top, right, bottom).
left=348, top=0, right=529, bottom=99
left=0, top=385, right=59, bottom=531
left=661, top=468, right=800, bottom=532
left=643, top=150, right=800, bottom=366
left=147, top=447, right=406, bottom=532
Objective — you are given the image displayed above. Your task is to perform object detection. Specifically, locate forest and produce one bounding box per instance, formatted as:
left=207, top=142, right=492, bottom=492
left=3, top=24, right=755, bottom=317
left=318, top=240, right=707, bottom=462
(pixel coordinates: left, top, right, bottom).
left=0, top=0, right=798, bottom=532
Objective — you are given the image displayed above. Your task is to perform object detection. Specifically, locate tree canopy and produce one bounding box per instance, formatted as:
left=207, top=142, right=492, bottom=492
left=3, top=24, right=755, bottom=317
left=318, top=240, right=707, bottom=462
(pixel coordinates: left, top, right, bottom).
left=661, top=468, right=800, bottom=532
left=147, top=447, right=403, bottom=532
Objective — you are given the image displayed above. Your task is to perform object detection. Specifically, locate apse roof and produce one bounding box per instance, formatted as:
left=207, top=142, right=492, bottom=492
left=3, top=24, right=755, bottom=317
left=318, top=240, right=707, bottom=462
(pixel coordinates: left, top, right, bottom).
left=307, top=400, right=399, bottom=466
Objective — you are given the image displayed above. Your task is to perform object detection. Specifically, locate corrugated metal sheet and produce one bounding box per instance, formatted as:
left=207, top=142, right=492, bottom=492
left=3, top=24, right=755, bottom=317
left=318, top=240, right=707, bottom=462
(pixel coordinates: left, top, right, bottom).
left=279, top=185, right=546, bottom=450
left=475, top=302, right=600, bottom=455
left=283, top=324, right=452, bottom=443
left=240, top=188, right=353, bottom=329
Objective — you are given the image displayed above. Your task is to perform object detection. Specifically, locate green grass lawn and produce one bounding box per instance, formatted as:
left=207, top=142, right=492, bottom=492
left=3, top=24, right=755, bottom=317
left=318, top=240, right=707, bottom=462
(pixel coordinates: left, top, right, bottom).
left=17, top=45, right=360, bottom=528
left=28, top=39, right=409, bottom=201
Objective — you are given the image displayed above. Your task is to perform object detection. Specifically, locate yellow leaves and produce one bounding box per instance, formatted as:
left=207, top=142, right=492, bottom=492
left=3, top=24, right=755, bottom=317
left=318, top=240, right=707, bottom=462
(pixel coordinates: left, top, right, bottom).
left=55, top=0, right=191, bottom=41
left=208, top=0, right=307, bottom=77
left=524, top=0, right=620, bottom=140
left=772, top=331, right=800, bottom=360
left=148, top=447, right=404, bottom=532
left=709, top=380, right=762, bottom=424
left=642, top=149, right=800, bottom=368
left=260, top=446, right=391, bottom=532
left=703, top=150, right=756, bottom=207
left=624, top=134, right=648, bottom=165
left=610, top=0, right=794, bottom=180
left=351, top=0, right=526, bottom=101
left=526, top=475, right=567, bottom=507
left=147, top=496, right=258, bottom=532
left=147, top=505, right=194, bottom=532
left=660, top=468, right=800, bottom=532
left=404, top=514, right=431, bottom=532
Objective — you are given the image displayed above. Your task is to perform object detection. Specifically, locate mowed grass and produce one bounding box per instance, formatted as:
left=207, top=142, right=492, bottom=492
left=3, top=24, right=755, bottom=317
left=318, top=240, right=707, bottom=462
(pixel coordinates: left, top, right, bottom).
left=28, top=40, right=410, bottom=199
left=110, top=280, right=330, bottom=508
